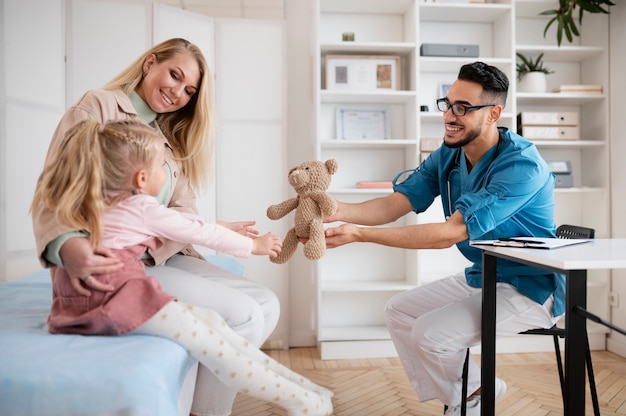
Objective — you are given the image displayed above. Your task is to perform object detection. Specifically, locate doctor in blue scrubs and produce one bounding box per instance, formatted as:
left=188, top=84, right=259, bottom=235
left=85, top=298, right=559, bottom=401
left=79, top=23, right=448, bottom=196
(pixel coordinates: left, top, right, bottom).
left=323, top=61, right=562, bottom=416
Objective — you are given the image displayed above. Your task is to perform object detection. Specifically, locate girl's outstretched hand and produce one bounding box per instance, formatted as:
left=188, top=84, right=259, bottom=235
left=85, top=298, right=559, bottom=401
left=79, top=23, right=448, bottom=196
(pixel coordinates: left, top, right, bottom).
left=252, top=232, right=282, bottom=258
left=220, top=220, right=259, bottom=238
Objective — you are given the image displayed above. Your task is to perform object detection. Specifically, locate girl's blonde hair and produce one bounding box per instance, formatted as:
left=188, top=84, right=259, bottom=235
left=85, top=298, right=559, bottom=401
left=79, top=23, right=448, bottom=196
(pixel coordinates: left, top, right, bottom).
left=31, top=119, right=163, bottom=248
left=102, top=38, right=215, bottom=191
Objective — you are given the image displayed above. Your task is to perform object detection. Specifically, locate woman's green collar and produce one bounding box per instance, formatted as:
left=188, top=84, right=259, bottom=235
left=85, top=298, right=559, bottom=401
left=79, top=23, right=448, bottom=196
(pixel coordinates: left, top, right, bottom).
left=130, top=91, right=157, bottom=125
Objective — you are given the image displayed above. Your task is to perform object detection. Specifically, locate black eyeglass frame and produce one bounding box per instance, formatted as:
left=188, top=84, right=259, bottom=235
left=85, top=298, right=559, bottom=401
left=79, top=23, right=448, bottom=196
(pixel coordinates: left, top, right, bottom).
left=436, top=98, right=496, bottom=117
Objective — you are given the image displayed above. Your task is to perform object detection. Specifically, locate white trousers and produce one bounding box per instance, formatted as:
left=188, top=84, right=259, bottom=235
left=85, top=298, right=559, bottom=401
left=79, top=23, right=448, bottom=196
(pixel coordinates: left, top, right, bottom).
left=384, top=273, right=559, bottom=407
left=148, top=254, right=280, bottom=416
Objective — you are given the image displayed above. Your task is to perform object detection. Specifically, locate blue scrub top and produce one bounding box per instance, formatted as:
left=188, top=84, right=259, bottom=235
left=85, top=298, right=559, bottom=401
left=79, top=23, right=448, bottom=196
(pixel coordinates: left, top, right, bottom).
left=393, top=128, right=564, bottom=316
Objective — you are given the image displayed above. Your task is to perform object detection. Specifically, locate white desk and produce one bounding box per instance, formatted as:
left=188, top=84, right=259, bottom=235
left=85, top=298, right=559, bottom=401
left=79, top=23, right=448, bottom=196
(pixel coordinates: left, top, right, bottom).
left=478, top=239, right=626, bottom=416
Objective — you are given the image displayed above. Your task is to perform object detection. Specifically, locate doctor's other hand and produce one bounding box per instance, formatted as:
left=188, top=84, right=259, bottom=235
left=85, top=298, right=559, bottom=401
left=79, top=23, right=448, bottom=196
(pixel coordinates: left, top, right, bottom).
left=324, top=223, right=362, bottom=248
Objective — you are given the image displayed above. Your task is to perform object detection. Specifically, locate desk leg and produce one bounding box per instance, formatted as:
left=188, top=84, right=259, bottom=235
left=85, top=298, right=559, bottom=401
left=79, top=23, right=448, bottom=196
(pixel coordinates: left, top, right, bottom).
left=565, top=270, right=587, bottom=416
left=481, top=252, right=497, bottom=416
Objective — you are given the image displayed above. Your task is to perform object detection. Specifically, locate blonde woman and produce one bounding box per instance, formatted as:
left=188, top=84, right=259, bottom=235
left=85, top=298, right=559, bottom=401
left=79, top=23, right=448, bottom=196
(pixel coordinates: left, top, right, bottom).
left=33, top=119, right=332, bottom=416
left=31, top=38, right=281, bottom=416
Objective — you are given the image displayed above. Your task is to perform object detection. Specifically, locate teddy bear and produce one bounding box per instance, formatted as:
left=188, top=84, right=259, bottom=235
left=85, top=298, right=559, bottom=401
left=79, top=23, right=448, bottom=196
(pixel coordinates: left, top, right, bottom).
left=266, top=159, right=338, bottom=264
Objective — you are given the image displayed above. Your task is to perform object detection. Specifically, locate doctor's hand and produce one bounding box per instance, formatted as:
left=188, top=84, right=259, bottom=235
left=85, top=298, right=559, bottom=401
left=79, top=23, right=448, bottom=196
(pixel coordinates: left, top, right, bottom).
left=324, top=223, right=362, bottom=248
left=59, top=237, right=119, bottom=296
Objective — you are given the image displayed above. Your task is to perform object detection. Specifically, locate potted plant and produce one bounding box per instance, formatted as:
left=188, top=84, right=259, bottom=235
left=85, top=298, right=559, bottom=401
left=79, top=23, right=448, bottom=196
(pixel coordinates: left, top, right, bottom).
left=541, top=0, right=614, bottom=46
left=516, top=52, right=554, bottom=93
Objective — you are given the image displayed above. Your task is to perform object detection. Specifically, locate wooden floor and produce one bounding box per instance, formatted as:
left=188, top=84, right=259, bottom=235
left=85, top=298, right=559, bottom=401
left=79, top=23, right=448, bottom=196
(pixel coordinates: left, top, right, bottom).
left=231, top=347, right=626, bottom=415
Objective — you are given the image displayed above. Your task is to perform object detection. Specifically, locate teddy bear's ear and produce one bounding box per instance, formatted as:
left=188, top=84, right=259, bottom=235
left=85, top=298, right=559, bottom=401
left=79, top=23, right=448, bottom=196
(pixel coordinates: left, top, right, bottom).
left=325, top=159, right=338, bottom=175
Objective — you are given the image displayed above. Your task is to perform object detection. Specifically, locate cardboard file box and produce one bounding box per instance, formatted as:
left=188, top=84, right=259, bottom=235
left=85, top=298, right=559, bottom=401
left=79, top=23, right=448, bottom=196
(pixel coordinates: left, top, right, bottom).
left=520, top=126, right=580, bottom=140
left=517, top=112, right=579, bottom=126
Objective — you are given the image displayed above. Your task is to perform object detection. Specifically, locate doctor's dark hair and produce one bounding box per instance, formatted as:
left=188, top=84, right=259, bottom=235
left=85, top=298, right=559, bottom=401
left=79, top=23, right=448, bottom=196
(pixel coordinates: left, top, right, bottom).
left=458, top=61, right=509, bottom=107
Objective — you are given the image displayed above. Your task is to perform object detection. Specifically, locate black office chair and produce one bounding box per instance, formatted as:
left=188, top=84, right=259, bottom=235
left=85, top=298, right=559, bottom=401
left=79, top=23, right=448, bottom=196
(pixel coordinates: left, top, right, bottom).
left=454, top=224, right=600, bottom=416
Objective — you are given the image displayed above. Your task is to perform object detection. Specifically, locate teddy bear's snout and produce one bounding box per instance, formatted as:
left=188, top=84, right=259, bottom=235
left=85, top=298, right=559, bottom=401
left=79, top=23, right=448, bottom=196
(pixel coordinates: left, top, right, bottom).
left=288, top=170, right=308, bottom=187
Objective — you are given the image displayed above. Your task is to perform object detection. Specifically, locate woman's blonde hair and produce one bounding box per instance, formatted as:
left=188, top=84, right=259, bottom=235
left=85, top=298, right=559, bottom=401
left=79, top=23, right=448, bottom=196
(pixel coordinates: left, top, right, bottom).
left=102, top=38, right=215, bottom=191
left=31, top=119, right=163, bottom=248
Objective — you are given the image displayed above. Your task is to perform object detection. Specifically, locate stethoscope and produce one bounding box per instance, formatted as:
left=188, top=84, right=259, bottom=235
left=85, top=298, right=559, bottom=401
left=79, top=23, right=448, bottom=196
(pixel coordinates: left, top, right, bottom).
left=392, top=131, right=503, bottom=220
left=445, top=133, right=502, bottom=219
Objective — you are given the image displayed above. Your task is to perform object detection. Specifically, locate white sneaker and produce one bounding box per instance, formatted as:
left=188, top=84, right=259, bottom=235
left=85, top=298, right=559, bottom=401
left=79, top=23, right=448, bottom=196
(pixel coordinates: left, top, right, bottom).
left=444, top=377, right=507, bottom=416
left=444, top=396, right=481, bottom=416
left=494, top=377, right=507, bottom=402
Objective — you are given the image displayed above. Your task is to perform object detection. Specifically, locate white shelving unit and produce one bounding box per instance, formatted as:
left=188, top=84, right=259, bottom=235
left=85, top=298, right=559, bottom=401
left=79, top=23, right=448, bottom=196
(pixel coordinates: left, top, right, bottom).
left=313, top=0, right=610, bottom=359
left=314, top=0, right=420, bottom=359
left=514, top=0, right=611, bottom=343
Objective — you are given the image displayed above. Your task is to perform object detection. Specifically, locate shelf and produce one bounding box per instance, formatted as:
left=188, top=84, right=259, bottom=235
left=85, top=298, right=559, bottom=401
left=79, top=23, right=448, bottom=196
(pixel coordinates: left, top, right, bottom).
left=554, top=187, right=604, bottom=194
left=419, top=3, right=511, bottom=22
left=320, top=0, right=413, bottom=14
left=318, top=325, right=391, bottom=342
left=516, top=45, right=604, bottom=62
left=420, top=57, right=512, bottom=73
left=321, top=280, right=416, bottom=292
left=321, top=139, right=417, bottom=148
left=530, top=140, right=606, bottom=148
left=421, top=111, right=516, bottom=122
left=320, top=89, right=417, bottom=104
left=320, top=41, right=416, bottom=55
left=329, top=187, right=394, bottom=195
left=517, top=92, right=605, bottom=105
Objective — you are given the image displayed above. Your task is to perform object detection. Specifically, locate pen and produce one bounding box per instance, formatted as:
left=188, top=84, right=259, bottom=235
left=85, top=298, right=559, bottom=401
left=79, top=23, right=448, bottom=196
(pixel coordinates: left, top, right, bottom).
left=498, top=238, right=545, bottom=244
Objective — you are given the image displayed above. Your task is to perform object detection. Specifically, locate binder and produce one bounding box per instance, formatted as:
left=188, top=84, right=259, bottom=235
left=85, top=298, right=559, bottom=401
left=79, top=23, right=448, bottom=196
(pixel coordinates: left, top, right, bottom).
left=520, top=125, right=579, bottom=140
left=517, top=112, right=579, bottom=126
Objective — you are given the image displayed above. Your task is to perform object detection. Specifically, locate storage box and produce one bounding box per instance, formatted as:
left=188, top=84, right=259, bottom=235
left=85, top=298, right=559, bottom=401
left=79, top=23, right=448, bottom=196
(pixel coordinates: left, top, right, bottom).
left=520, top=126, right=580, bottom=140
left=517, top=112, right=579, bottom=126
left=420, top=137, right=442, bottom=152
left=420, top=43, right=479, bottom=58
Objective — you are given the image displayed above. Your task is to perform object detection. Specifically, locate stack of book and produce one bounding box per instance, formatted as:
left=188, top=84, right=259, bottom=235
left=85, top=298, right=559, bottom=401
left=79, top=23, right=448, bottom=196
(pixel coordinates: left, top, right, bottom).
left=517, top=111, right=580, bottom=141
left=552, top=84, right=603, bottom=94
left=356, top=181, right=392, bottom=189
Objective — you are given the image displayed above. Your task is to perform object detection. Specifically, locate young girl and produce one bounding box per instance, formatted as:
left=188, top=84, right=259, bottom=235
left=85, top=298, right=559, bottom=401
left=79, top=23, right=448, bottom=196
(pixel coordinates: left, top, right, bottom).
left=31, top=119, right=333, bottom=416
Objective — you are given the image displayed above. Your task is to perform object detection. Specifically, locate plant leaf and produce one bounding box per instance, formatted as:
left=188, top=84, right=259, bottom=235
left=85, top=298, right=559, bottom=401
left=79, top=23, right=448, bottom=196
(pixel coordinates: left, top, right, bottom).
left=543, top=16, right=558, bottom=39
left=556, top=16, right=564, bottom=46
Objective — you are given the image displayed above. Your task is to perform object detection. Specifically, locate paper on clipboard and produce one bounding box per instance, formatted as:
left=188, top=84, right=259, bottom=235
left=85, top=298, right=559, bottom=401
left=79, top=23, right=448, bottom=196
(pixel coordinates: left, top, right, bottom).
left=470, top=237, right=592, bottom=250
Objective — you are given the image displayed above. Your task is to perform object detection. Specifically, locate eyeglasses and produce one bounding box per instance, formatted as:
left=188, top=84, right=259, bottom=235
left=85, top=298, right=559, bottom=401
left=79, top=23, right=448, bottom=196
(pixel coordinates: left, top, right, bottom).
left=436, top=98, right=495, bottom=117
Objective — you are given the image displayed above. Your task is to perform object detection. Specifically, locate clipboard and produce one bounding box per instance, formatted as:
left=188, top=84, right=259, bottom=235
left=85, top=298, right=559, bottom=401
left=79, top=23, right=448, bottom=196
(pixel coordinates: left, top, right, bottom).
left=470, top=237, right=592, bottom=250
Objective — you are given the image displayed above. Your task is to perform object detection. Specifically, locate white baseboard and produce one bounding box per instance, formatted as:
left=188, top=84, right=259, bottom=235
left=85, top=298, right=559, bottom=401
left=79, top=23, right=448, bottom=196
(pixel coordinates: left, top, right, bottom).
left=607, top=336, right=626, bottom=358
left=319, top=339, right=398, bottom=360
left=315, top=332, right=607, bottom=360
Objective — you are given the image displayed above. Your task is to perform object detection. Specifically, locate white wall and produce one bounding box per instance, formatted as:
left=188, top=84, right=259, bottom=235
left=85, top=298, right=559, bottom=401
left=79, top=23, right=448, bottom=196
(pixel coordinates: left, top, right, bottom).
left=1, top=0, right=66, bottom=281
left=608, top=0, right=626, bottom=357
left=284, top=0, right=318, bottom=346
left=214, top=18, right=290, bottom=347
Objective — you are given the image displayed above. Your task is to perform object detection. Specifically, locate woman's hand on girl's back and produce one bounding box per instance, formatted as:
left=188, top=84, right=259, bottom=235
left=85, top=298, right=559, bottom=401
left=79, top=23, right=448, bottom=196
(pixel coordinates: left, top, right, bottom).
left=59, top=237, right=121, bottom=296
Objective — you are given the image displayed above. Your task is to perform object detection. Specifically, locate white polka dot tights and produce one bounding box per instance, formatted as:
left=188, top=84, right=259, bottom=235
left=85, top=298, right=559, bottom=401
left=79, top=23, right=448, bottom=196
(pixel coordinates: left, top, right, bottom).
left=135, top=300, right=333, bottom=416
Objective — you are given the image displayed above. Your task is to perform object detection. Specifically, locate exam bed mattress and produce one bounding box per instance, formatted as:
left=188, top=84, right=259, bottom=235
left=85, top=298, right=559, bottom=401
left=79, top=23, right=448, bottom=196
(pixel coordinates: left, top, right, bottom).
left=0, top=269, right=198, bottom=416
